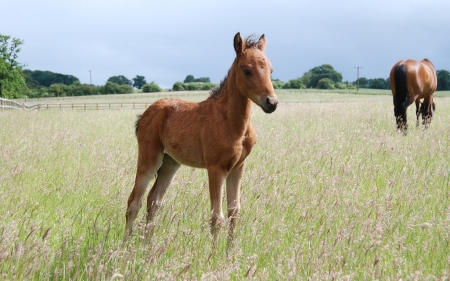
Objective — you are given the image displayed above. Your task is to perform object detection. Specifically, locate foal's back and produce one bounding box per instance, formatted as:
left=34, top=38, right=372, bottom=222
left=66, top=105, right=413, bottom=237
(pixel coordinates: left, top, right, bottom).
left=137, top=96, right=252, bottom=169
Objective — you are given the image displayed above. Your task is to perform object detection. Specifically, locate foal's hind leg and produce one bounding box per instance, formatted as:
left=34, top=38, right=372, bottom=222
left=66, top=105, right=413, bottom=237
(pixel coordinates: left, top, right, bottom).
left=146, top=154, right=181, bottom=234
left=226, top=163, right=245, bottom=250
left=125, top=145, right=164, bottom=240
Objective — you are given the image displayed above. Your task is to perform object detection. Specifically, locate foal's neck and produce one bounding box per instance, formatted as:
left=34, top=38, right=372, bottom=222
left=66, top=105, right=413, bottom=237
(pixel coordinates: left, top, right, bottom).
left=218, top=69, right=253, bottom=135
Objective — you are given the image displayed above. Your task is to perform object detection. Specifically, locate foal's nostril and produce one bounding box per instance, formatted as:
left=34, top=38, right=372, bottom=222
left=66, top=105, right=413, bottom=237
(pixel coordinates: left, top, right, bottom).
left=264, top=96, right=278, bottom=113
left=266, top=97, right=277, bottom=108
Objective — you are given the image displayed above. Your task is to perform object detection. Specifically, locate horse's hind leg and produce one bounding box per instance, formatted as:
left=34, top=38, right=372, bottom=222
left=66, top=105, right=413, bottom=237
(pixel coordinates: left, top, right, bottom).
left=396, top=95, right=416, bottom=133
left=415, top=100, right=421, bottom=127
left=226, top=163, right=244, bottom=251
left=125, top=143, right=164, bottom=240
left=146, top=154, right=181, bottom=234
left=422, top=95, right=434, bottom=128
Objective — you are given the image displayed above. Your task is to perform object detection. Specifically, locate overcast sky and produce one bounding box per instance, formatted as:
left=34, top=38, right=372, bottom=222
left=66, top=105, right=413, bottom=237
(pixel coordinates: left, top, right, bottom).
left=2, top=0, right=449, bottom=88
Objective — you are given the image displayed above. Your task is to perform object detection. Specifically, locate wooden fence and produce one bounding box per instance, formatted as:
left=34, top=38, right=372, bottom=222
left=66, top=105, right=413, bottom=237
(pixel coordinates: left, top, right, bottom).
left=0, top=98, right=150, bottom=111
left=36, top=103, right=150, bottom=110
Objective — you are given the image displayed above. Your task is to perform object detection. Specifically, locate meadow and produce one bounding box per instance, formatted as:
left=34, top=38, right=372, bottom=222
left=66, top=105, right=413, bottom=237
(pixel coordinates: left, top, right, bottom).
left=1, top=91, right=450, bottom=280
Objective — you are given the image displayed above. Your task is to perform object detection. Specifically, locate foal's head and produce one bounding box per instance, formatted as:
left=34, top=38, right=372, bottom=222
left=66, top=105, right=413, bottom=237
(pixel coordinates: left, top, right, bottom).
left=233, top=33, right=278, bottom=113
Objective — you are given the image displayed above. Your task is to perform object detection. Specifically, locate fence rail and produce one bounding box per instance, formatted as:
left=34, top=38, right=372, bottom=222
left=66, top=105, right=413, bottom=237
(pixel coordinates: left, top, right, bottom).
left=0, top=98, right=47, bottom=110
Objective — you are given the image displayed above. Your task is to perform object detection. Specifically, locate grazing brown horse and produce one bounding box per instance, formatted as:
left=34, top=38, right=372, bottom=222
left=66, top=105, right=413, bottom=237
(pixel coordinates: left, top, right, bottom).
left=125, top=33, right=278, bottom=249
left=390, top=59, right=437, bottom=132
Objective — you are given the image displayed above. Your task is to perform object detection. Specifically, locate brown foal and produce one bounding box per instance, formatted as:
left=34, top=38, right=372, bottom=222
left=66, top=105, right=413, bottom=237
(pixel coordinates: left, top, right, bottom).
left=125, top=32, right=278, bottom=249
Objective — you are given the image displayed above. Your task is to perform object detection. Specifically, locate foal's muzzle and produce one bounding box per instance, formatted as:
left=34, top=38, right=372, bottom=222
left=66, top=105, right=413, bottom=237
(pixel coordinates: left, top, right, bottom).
left=262, top=96, right=278, bottom=113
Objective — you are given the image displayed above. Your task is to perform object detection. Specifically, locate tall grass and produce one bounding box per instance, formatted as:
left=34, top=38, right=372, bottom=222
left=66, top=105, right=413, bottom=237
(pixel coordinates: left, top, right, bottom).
left=1, top=97, right=449, bottom=279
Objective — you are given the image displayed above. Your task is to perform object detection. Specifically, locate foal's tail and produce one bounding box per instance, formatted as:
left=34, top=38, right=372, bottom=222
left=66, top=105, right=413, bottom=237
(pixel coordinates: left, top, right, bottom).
left=135, top=114, right=142, bottom=137
left=393, top=64, right=408, bottom=106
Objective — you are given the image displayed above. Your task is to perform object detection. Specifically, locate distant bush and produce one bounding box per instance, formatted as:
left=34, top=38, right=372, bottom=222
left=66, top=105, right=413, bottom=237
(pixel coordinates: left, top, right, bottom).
left=272, top=79, right=284, bottom=89
left=99, top=82, right=133, bottom=95
left=283, top=78, right=305, bottom=89
left=346, top=83, right=356, bottom=89
left=317, top=78, right=334, bottom=89
left=334, top=82, right=347, bottom=89
left=142, top=82, right=162, bottom=93
left=184, top=82, right=217, bottom=91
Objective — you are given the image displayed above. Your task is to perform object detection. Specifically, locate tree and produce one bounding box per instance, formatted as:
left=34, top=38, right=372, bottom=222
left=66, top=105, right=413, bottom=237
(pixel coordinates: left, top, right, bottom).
left=49, top=83, right=64, bottom=97
left=172, top=81, right=185, bottom=91
left=22, top=69, right=79, bottom=88
left=369, top=78, right=389, bottom=89
left=303, top=64, right=342, bottom=88
left=132, top=75, right=146, bottom=89
left=437, top=69, right=450, bottom=91
left=107, top=75, right=131, bottom=86
left=356, top=77, right=370, bottom=88
left=0, top=34, right=26, bottom=98
left=193, top=77, right=210, bottom=83
left=184, top=75, right=194, bottom=83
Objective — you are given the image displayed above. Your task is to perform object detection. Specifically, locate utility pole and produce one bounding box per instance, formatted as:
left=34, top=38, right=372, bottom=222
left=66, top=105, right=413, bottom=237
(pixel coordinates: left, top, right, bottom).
left=354, top=66, right=362, bottom=92
left=89, top=70, right=93, bottom=96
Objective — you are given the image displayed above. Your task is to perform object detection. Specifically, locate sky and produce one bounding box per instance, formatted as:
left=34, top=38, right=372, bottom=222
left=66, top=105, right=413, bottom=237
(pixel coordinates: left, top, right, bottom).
left=2, top=0, right=449, bottom=88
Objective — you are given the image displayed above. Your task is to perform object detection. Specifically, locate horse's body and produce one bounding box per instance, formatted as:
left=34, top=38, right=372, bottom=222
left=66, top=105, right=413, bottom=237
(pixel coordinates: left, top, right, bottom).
left=125, top=33, right=278, bottom=249
left=390, top=59, right=437, bottom=131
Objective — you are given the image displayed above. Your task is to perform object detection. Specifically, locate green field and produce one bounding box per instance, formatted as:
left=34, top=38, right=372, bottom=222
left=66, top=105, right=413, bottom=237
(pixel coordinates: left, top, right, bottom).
left=1, top=92, right=450, bottom=279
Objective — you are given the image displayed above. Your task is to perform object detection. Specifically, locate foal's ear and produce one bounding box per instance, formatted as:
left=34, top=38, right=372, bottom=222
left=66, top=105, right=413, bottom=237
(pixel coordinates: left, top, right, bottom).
left=234, top=32, right=244, bottom=55
left=257, top=34, right=266, bottom=51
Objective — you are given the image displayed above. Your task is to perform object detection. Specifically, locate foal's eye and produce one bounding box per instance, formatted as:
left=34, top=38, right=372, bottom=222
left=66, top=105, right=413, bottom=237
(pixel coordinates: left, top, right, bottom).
left=243, top=69, right=251, bottom=76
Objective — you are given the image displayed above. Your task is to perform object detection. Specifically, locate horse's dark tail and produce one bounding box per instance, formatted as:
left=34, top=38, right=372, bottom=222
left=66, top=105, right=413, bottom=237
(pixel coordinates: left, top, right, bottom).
left=135, top=114, right=142, bottom=137
left=393, top=64, right=408, bottom=107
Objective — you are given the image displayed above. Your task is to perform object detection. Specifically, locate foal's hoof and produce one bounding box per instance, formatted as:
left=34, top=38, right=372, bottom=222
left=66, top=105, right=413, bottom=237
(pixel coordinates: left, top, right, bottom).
left=145, top=223, right=155, bottom=238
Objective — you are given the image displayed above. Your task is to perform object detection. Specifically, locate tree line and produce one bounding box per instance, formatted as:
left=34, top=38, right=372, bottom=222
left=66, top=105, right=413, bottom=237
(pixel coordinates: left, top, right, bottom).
left=1, top=34, right=450, bottom=99
left=18, top=72, right=164, bottom=98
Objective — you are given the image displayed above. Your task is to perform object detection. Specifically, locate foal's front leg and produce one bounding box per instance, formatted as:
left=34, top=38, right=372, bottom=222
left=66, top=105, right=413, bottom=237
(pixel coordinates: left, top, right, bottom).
left=207, top=166, right=227, bottom=245
left=226, top=163, right=245, bottom=250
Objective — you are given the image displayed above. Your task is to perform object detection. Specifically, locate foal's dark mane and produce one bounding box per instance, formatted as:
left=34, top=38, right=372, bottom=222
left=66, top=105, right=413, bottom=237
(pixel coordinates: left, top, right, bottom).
left=209, top=35, right=262, bottom=99
left=423, top=58, right=434, bottom=67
